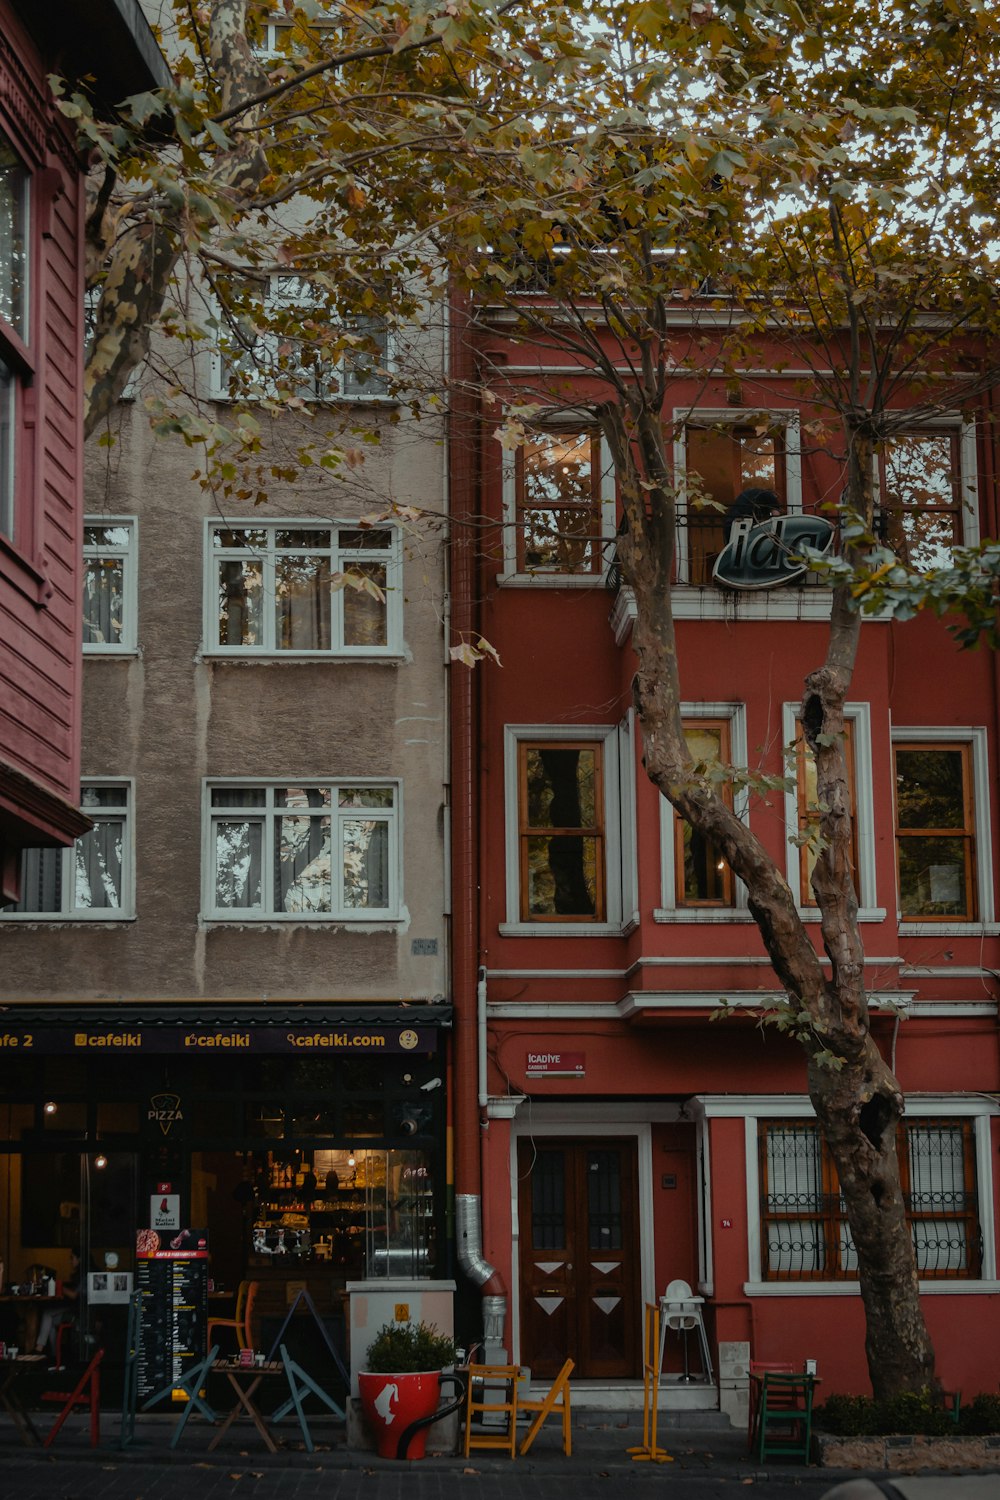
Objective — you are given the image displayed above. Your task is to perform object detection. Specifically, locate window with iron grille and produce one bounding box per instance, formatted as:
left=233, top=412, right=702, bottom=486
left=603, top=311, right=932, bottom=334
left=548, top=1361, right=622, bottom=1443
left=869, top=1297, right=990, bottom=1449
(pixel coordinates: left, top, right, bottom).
left=759, top=1119, right=981, bottom=1281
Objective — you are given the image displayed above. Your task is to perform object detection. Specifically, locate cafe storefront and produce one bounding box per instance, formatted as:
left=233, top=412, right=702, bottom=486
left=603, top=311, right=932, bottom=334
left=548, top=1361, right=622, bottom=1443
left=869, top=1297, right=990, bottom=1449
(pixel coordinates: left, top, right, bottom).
left=0, top=1003, right=451, bottom=1364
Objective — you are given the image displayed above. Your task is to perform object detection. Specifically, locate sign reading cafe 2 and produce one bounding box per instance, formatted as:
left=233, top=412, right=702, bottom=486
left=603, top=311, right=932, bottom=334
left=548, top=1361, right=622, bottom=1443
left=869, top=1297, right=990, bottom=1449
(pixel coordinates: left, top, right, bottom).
left=713, top=515, right=836, bottom=591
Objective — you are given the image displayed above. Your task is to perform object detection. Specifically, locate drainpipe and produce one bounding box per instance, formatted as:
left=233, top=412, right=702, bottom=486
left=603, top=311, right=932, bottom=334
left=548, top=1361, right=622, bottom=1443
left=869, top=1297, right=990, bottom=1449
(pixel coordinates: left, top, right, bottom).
left=447, top=285, right=507, bottom=1346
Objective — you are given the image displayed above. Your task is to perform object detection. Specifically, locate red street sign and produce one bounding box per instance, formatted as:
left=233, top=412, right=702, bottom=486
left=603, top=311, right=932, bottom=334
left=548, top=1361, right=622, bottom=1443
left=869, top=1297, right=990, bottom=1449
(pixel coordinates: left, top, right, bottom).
left=526, top=1050, right=585, bottom=1077
left=156, top=1182, right=172, bottom=1192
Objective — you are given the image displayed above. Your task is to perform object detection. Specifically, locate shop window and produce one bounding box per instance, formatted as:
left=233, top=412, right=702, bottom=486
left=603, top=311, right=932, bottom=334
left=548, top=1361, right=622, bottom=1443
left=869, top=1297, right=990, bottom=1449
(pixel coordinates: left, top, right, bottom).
left=83, top=518, right=138, bottom=652
left=251, top=1147, right=436, bottom=1278
left=207, top=521, right=401, bottom=655
left=2, top=782, right=133, bottom=919
left=877, top=430, right=966, bottom=569
left=894, top=742, right=976, bottom=921
left=680, top=415, right=789, bottom=584
left=758, top=1118, right=982, bottom=1281
left=204, top=780, right=400, bottom=921
left=0, top=127, right=30, bottom=544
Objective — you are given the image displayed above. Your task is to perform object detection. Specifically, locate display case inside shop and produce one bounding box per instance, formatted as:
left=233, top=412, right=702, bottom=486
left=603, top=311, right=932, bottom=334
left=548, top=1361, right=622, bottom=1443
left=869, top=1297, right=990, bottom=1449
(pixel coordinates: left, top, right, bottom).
left=250, top=1147, right=435, bottom=1278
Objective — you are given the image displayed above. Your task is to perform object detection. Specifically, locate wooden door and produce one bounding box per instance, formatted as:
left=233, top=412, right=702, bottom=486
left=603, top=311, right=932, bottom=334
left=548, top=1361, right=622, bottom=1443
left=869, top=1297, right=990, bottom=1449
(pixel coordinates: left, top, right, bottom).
left=517, top=1137, right=640, bottom=1378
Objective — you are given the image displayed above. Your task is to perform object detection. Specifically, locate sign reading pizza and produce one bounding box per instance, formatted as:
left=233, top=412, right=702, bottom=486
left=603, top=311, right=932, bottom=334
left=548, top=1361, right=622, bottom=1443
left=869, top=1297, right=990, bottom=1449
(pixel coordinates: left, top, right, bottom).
left=713, top=514, right=836, bottom=591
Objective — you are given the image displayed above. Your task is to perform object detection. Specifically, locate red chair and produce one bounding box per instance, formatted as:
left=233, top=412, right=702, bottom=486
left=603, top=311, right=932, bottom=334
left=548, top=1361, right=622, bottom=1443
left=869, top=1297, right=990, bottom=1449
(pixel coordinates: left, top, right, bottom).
left=747, top=1359, right=794, bottom=1449
left=42, top=1347, right=103, bottom=1448
left=53, top=1317, right=77, bottom=1369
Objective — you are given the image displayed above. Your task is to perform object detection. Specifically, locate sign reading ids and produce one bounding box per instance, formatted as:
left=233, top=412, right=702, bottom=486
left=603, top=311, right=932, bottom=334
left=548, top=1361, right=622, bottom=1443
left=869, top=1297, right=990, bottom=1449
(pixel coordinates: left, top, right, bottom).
left=713, top=514, right=835, bottom=591
left=526, top=1050, right=586, bottom=1078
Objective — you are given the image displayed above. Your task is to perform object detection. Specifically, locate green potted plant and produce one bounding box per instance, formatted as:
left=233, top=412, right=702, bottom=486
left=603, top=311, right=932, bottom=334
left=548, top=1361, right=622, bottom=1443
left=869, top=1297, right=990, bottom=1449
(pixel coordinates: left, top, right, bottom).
left=358, top=1320, right=457, bottom=1460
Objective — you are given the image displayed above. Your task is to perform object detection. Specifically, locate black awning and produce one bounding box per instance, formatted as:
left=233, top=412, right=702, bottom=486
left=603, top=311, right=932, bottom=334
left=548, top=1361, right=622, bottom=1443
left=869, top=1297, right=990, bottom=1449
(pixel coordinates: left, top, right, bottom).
left=0, top=1002, right=451, bottom=1055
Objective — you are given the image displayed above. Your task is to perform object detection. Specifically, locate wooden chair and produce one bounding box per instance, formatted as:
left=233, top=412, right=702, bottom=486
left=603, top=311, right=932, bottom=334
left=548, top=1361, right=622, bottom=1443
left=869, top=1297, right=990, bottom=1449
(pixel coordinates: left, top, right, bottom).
left=42, top=1347, right=103, bottom=1448
left=752, top=1371, right=815, bottom=1463
left=747, top=1359, right=794, bottom=1446
left=463, top=1362, right=520, bottom=1458
left=518, top=1358, right=574, bottom=1456
left=207, top=1279, right=258, bottom=1353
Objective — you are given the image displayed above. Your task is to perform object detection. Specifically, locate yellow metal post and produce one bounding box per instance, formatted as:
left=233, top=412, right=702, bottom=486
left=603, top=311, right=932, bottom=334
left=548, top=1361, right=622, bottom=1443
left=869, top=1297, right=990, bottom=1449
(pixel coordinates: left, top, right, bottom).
left=627, top=1302, right=673, bottom=1463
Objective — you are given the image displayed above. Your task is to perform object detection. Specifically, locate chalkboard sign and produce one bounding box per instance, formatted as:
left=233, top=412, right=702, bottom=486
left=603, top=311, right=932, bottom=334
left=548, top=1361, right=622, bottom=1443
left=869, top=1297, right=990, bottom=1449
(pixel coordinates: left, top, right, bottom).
left=135, top=1228, right=208, bottom=1403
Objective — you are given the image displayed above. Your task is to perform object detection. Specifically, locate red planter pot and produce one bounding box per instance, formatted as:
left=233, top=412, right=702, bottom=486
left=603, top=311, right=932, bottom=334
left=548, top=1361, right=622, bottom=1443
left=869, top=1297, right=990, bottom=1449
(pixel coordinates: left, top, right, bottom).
left=358, top=1369, right=442, bottom=1459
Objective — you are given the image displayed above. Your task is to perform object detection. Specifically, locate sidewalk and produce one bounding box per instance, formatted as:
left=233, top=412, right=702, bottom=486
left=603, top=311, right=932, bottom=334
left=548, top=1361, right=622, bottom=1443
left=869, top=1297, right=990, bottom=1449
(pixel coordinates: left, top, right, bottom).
left=2, top=1400, right=998, bottom=1493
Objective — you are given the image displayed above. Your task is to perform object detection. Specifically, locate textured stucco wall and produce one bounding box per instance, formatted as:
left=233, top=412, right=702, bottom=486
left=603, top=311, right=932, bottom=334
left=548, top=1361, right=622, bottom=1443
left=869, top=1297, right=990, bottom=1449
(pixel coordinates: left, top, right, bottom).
left=1, top=328, right=450, bottom=1005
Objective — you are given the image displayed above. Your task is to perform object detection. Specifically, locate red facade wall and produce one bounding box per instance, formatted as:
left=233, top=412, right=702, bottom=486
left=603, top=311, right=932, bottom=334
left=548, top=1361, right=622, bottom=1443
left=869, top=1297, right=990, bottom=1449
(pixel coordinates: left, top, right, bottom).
left=454, top=299, right=1000, bottom=1401
left=0, top=3, right=89, bottom=889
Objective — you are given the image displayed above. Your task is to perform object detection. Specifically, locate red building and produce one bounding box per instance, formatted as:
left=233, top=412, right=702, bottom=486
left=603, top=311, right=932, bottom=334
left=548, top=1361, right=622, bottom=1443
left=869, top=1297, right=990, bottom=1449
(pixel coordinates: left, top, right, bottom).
left=449, top=298, right=1000, bottom=1416
left=0, top=0, right=168, bottom=900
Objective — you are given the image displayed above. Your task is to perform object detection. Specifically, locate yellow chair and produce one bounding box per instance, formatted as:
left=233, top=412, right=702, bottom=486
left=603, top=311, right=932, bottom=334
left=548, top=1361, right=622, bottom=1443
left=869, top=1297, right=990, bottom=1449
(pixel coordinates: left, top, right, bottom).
left=463, top=1362, right=520, bottom=1458
left=207, top=1279, right=259, bottom=1353
left=518, top=1358, right=574, bottom=1456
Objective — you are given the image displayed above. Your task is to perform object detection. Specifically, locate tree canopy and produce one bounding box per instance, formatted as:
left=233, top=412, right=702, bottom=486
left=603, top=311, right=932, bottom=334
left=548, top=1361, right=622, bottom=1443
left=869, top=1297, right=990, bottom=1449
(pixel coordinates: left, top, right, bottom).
left=68, top=0, right=1000, bottom=1398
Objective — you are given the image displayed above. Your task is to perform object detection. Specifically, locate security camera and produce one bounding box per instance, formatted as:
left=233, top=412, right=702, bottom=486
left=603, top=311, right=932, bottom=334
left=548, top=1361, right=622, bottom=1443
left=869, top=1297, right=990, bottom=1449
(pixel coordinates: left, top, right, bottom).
left=400, top=1116, right=419, bottom=1136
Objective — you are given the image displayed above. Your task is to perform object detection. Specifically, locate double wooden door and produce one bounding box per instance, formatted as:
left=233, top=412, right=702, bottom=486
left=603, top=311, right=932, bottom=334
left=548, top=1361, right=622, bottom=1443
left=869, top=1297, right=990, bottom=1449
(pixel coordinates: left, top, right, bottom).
left=517, top=1137, right=640, bottom=1379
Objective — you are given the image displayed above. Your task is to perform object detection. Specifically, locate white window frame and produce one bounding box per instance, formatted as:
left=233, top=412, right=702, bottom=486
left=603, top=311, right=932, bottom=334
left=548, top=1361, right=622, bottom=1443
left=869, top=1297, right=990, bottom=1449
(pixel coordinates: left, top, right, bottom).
left=714, top=1094, right=1000, bottom=1295
left=202, top=777, right=403, bottom=924
left=203, top=518, right=404, bottom=658
left=499, top=421, right=617, bottom=586
left=0, top=779, right=135, bottom=921
left=891, top=724, right=995, bottom=934
left=781, top=701, right=883, bottom=921
left=208, top=277, right=394, bottom=403
left=672, top=408, right=803, bottom=586
left=656, top=702, right=750, bottom=922
left=501, top=721, right=635, bottom=935
left=82, top=516, right=138, bottom=655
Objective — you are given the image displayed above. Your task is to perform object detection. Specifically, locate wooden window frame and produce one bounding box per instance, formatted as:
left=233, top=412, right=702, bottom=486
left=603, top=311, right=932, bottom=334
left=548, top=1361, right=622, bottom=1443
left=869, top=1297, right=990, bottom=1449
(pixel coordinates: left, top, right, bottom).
left=515, top=429, right=605, bottom=575
left=674, top=718, right=734, bottom=907
left=877, top=429, right=963, bottom=567
left=683, top=421, right=788, bottom=585
left=516, top=739, right=606, bottom=922
left=759, top=1118, right=981, bottom=1283
left=893, top=741, right=976, bottom=922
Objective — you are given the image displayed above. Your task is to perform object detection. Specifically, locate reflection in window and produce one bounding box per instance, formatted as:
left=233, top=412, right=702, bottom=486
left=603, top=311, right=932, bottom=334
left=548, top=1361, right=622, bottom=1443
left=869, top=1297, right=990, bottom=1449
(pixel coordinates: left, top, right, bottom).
left=3, top=784, right=131, bottom=918
left=675, top=722, right=733, bottom=904
left=83, top=521, right=136, bottom=650
left=894, top=745, right=975, bottom=919
left=516, top=431, right=605, bottom=573
left=879, top=433, right=962, bottom=570
left=518, top=743, right=604, bottom=919
left=212, top=523, right=396, bottom=653
left=208, top=782, right=398, bottom=919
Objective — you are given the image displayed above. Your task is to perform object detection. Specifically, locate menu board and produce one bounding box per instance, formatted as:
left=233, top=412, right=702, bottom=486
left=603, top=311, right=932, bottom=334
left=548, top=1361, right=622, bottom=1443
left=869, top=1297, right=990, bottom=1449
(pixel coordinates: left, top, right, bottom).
left=135, top=1228, right=209, bottom=1402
